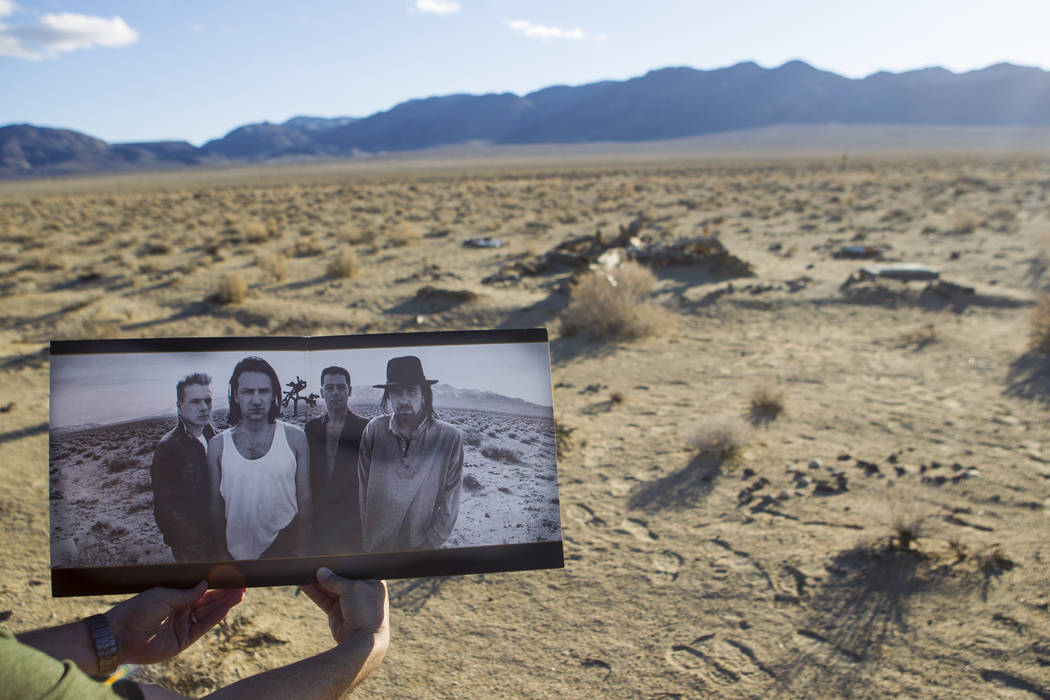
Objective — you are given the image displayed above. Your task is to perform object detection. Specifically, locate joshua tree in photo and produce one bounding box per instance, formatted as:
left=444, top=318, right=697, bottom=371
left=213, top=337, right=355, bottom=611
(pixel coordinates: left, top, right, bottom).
left=282, top=376, right=319, bottom=416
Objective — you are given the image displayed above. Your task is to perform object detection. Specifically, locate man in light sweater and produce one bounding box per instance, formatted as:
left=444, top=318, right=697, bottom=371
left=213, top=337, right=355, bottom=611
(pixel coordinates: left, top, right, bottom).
left=358, top=356, right=464, bottom=553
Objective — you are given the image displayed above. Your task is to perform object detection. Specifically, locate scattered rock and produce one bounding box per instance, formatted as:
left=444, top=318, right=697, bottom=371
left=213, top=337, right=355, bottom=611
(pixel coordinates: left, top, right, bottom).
left=463, top=475, right=484, bottom=492
left=808, top=459, right=821, bottom=470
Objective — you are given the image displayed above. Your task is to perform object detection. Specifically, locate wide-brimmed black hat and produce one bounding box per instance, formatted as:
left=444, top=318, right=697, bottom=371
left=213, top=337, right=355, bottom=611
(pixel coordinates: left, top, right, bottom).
left=373, top=356, right=439, bottom=389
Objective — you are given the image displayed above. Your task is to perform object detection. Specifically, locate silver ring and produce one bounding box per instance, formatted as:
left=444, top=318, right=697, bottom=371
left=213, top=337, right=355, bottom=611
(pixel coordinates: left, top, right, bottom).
left=191, top=614, right=199, bottom=624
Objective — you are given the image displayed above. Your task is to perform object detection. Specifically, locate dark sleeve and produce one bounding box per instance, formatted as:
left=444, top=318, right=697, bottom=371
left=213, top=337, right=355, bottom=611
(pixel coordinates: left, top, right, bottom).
left=149, top=440, right=181, bottom=543
left=424, top=429, right=464, bottom=548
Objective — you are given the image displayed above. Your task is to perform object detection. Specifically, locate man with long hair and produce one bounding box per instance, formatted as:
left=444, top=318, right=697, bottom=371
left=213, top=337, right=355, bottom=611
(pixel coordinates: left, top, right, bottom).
left=207, top=356, right=312, bottom=559
left=151, top=372, right=220, bottom=561
left=358, top=356, right=464, bottom=552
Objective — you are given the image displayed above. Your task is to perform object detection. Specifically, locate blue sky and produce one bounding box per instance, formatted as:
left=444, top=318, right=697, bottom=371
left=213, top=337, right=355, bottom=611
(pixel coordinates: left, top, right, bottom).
left=3, top=0, right=1049, bottom=145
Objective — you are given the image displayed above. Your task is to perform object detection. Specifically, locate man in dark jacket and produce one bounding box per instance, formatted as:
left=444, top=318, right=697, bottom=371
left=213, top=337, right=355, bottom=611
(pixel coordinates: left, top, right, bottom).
left=304, top=365, right=369, bottom=554
left=150, top=372, right=220, bottom=562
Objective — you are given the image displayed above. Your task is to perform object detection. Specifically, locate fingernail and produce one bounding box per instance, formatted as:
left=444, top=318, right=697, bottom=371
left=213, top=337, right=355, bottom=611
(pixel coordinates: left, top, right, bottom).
left=318, top=566, right=333, bottom=579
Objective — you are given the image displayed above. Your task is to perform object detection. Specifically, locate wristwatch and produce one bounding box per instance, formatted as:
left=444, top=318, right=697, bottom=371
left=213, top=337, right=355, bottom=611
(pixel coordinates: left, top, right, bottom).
left=84, top=613, right=119, bottom=675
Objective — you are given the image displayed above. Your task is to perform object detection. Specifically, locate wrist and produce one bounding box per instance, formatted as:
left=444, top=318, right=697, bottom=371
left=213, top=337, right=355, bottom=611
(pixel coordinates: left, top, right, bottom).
left=83, top=613, right=120, bottom=676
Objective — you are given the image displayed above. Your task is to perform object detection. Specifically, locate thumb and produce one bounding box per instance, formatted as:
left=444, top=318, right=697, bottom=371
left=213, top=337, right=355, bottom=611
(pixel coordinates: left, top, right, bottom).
left=169, top=580, right=209, bottom=606
left=315, top=567, right=357, bottom=596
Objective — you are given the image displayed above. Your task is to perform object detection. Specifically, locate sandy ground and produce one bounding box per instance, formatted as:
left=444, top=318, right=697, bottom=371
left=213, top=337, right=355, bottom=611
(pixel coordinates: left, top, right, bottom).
left=2, top=153, right=1050, bottom=697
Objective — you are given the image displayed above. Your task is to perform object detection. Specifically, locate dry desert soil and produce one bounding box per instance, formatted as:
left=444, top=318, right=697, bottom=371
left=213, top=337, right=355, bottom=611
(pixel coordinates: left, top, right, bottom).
left=2, top=151, right=1050, bottom=698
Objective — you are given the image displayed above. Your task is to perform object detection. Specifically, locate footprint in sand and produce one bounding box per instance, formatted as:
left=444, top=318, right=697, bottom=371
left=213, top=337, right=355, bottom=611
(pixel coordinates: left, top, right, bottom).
left=647, top=550, right=684, bottom=586
left=667, top=633, right=776, bottom=687
left=616, top=517, right=658, bottom=541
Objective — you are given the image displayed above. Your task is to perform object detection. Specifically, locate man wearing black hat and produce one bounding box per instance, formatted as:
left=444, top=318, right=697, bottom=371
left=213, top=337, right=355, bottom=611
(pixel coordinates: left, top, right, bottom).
left=358, top=356, right=464, bottom=552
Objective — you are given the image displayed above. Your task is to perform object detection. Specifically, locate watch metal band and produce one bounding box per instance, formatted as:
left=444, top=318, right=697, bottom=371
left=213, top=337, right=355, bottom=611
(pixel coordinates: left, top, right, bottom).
left=84, top=613, right=119, bottom=676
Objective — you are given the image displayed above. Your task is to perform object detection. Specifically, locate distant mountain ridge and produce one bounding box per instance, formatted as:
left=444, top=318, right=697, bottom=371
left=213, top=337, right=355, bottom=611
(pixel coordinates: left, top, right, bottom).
left=5, top=61, right=1050, bottom=177
left=350, top=384, right=552, bottom=418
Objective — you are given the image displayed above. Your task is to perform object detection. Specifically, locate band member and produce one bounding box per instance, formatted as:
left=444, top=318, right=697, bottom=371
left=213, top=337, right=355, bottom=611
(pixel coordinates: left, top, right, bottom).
left=208, top=356, right=311, bottom=559
left=358, top=356, right=463, bottom=553
left=151, top=373, right=218, bottom=561
left=304, top=365, right=369, bottom=554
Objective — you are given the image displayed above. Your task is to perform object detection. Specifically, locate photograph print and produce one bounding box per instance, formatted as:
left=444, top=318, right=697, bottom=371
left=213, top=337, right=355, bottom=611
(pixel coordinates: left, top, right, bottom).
left=48, top=329, right=563, bottom=596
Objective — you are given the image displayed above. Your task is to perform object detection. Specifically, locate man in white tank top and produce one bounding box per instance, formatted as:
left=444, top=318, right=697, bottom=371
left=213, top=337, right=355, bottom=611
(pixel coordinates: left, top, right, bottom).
left=207, top=356, right=311, bottom=559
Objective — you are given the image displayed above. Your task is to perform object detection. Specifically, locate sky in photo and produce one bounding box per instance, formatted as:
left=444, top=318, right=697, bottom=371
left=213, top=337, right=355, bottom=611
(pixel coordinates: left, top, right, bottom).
left=49, top=342, right=553, bottom=428
left=2, top=0, right=1048, bottom=145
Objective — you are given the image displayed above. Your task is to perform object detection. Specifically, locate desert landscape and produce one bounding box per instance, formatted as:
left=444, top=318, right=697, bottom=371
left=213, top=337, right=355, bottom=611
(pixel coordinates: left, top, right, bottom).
left=47, top=403, right=559, bottom=570
left=2, top=150, right=1050, bottom=697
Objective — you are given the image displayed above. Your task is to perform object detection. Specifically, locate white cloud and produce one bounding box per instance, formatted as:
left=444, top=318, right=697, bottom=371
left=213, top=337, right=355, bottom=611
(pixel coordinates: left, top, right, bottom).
left=503, top=18, right=585, bottom=41
left=0, top=12, right=138, bottom=61
left=0, top=1, right=16, bottom=19
left=415, top=0, right=461, bottom=15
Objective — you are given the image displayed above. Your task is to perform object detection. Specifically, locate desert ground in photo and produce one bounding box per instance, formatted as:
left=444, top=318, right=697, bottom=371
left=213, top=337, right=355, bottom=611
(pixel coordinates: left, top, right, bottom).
left=47, top=405, right=559, bottom=569
left=2, top=149, right=1050, bottom=698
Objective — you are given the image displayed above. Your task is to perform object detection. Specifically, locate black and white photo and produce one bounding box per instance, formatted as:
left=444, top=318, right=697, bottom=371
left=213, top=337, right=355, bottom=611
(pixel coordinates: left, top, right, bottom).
left=48, top=329, right=563, bottom=596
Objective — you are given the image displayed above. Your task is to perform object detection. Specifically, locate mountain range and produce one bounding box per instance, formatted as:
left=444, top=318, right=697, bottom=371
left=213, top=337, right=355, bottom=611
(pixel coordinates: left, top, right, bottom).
left=4, top=61, right=1050, bottom=177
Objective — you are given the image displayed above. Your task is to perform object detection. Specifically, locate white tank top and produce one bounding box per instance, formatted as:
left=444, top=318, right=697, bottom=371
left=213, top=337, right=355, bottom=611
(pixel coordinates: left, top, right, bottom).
left=220, top=421, right=298, bottom=559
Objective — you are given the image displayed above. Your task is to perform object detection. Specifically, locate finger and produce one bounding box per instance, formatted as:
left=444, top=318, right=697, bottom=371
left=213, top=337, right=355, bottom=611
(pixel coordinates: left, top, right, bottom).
left=194, top=588, right=245, bottom=611
left=315, top=567, right=368, bottom=596
left=154, top=580, right=210, bottom=610
left=300, top=583, right=336, bottom=614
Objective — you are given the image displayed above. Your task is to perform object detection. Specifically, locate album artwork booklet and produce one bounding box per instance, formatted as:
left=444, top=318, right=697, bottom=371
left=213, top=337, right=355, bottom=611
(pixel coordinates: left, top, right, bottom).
left=49, top=328, right=563, bottom=596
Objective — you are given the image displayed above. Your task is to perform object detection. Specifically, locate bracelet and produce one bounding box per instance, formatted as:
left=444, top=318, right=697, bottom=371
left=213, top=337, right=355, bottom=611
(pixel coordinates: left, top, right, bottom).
left=84, top=614, right=119, bottom=676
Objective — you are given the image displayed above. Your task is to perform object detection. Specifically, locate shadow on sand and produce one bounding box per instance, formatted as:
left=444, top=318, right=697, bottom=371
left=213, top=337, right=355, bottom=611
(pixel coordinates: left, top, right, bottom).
left=627, top=453, right=723, bottom=513
left=1005, top=351, right=1050, bottom=405
left=774, top=545, right=966, bottom=699
left=387, top=576, right=451, bottom=613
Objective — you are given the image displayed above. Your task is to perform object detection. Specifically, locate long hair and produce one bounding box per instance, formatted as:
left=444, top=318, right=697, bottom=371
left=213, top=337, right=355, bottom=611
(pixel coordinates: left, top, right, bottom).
left=228, top=356, right=281, bottom=425
left=380, top=384, right=438, bottom=421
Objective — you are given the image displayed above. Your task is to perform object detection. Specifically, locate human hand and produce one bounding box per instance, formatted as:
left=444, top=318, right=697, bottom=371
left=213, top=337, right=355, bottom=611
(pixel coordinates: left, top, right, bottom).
left=301, top=568, right=388, bottom=646
left=106, top=581, right=245, bottom=666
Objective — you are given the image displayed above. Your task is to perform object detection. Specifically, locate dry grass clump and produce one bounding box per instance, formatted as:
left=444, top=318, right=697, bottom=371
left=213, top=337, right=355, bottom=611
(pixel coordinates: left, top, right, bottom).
left=688, top=414, right=752, bottom=459
left=974, top=547, right=1016, bottom=575
left=949, top=209, right=979, bottom=234
left=561, top=261, right=672, bottom=340
left=255, top=252, right=288, bottom=282
left=215, top=272, right=247, bottom=304
left=1029, top=293, right=1050, bottom=353
left=292, top=239, right=325, bottom=258
left=240, top=220, right=269, bottom=243
left=888, top=513, right=927, bottom=550
left=481, top=446, right=522, bottom=464
left=326, top=248, right=359, bottom=279
left=386, top=221, right=423, bottom=247
left=898, top=321, right=938, bottom=348
left=749, top=381, right=785, bottom=421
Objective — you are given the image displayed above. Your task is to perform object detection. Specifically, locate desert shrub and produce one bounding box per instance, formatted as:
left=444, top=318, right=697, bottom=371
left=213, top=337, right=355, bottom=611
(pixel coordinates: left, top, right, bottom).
left=104, top=452, right=138, bottom=474
left=561, top=261, right=672, bottom=340
left=255, top=252, right=288, bottom=282
left=974, top=547, right=1016, bottom=575
left=327, top=248, right=359, bottom=279
left=386, top=221, right=422, bottom=247
left=463, top=430, right=482, bottom=447
left=898, top=322, right=938, bottom=347
left=215, top=272, right=247, bottom=304
left=749, top=382, right=785, bottom=420
left=292, top=239, right=325, bottom=258
left=889, top=514, right=927, bottom=550
left=1029, top=293, right=1050, bottom=353
left=240, top=220, right=269, bottom=243
left=949, top=209, right=979, bottom=234
left=985, top=206, right=1018, bottom=233
left=688, top=414, right=751, bottom=459
left=482, top=446, right=522, bottom=464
